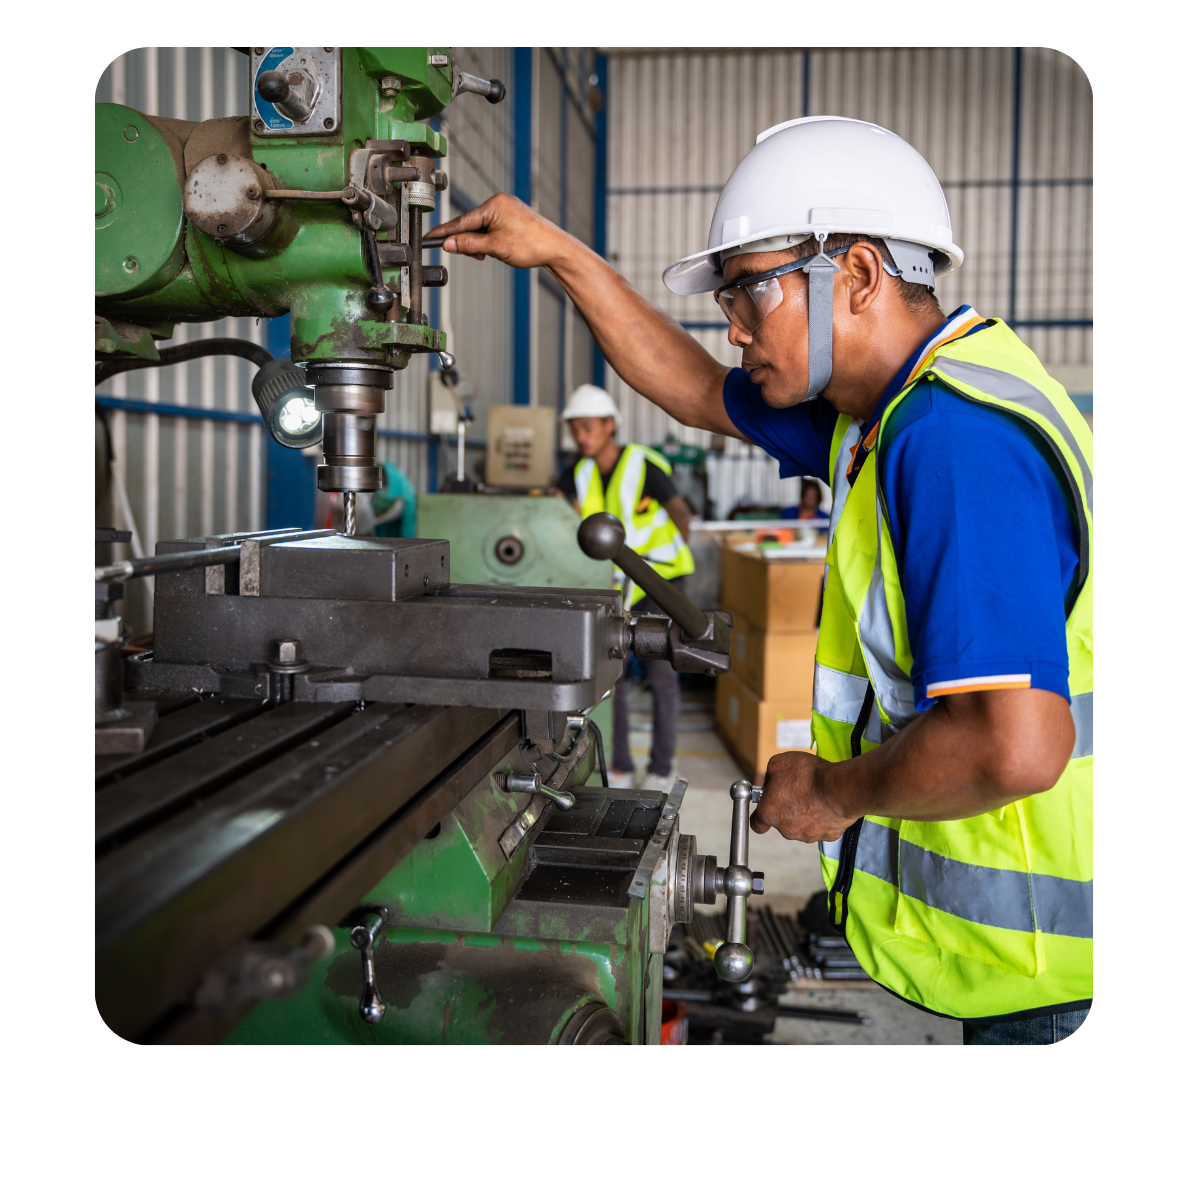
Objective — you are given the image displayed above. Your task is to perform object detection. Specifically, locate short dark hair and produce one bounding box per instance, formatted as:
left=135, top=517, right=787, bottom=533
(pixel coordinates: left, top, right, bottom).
left=785, top=233, right=942, bottom=315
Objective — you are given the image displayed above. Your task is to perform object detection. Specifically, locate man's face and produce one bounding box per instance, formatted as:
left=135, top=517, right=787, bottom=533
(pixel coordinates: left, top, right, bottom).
left=569, top=416, right=617, bottom=458
left=721, top=248, right=819, bottom=408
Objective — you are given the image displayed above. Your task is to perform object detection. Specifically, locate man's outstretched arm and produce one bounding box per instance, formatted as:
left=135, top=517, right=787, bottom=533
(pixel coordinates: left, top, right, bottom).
left=752, top=688, right=1076, bottom=842
left=427, top=194, right=737, bottom=437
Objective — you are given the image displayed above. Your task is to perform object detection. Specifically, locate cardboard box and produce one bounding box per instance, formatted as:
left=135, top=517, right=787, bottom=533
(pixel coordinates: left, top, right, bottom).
left=715, top=668, right=813, bottom=782
left=720, top=548, right=825, bottom=632
left=485, top=404, right=557, bottom=489
left=730, top=612, right=817, bottom=702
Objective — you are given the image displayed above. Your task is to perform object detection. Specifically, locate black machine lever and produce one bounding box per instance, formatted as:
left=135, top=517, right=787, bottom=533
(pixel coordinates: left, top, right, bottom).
left=577, top=513, right=732, bottom=675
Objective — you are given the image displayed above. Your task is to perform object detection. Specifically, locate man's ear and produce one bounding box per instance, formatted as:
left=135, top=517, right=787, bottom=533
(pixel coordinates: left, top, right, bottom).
left=844, top=243, right=885, bottom=314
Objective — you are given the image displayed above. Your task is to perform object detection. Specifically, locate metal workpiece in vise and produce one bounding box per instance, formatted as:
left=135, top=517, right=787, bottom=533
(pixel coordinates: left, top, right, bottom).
left=95, top=48, right=505, bottom=534
left=577, top=513, right=733, bottom=673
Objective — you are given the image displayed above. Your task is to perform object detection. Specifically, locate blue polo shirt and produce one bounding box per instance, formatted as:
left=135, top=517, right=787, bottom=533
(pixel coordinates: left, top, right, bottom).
left=722, top=306, right=1080, bottom=710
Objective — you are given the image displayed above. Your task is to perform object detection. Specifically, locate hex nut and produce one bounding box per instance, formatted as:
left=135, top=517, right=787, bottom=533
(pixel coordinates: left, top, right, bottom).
left=271, top=638, right=303, bottom=666
left=751, top=871, right=765, bottom=893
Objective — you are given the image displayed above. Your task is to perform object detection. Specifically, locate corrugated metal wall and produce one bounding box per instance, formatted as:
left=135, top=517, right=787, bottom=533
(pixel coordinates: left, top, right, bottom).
left=605, top=47, right=1092, bottom=516
left=434, top=46, right=515, bottom=444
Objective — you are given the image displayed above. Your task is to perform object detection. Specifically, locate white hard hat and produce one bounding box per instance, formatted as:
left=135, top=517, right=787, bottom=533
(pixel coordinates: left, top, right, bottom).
left=562, top=384, right=620, bottom=423
left=663, top=116, right=963, bottom=296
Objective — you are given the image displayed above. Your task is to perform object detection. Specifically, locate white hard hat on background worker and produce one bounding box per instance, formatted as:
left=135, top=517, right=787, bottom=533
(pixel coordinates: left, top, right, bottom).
left=664, top=116, right=964, bottom=399
left=562, top=384, right=621, bottom=423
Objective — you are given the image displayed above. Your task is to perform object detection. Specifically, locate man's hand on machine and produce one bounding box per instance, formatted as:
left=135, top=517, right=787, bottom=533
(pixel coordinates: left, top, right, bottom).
left=750, top=750, right=860, bottom=843
left=427, top=193, right=575, bottom=269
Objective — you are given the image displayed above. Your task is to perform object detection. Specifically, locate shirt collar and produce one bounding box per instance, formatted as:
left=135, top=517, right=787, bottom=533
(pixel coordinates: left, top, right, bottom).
left=860, top=304, right=986, bottom=434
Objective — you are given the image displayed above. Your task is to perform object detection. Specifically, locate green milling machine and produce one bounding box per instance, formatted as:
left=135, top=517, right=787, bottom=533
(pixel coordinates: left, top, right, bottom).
left=94, top=47, right=762, bottom=1045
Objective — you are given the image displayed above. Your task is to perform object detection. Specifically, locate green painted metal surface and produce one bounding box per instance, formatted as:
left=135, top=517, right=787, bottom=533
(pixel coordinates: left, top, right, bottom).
left=417, top=493, right=613, bottom=589
left=95, top=104, right=185, bottom=299
left=95, top=47, right=454, bottom=367
left=225, top=925, right=628, bottom=1045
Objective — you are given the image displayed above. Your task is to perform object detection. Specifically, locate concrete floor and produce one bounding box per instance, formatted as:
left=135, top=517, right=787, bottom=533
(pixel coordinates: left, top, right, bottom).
left=620, top=678, right=962, bottom=1046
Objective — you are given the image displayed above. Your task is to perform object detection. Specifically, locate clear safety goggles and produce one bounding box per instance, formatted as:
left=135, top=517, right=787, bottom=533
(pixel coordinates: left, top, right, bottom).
left=714, top=247, right=850, bottom=334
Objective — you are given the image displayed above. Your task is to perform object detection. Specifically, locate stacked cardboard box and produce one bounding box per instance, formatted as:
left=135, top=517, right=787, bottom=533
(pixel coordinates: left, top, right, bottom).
left=715, top=546, right=825, bottom=782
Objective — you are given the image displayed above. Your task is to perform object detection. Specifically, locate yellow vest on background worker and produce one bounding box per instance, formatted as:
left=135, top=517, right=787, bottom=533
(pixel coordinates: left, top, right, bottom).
left=575, top=444, right=695, bottom=608
left=813, top=319, right=1093, bottom=1020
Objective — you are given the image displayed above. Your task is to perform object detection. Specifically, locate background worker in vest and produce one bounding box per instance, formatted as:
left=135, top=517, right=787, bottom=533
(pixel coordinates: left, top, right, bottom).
left=556, top=384, right=696, bottom=789
left=431, top=114, right=1092, bottom=1045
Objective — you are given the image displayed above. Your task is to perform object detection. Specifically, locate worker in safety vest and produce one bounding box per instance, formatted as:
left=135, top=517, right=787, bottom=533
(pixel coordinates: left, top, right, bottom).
left=556, top=384, right=696, bottom=788
left=429, top=115, right=1091, bottom=1044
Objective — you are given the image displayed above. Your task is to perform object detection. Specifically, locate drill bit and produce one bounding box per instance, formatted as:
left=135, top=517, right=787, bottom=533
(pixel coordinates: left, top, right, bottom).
left=343, top=491, right=356, bottom=536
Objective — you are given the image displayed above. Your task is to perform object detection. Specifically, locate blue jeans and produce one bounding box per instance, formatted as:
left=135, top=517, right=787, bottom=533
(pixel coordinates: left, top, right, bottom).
left=963, top=1008, right=1089, bottom=1045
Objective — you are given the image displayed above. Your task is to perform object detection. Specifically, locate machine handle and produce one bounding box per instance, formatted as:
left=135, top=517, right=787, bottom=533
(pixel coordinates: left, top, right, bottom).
left=499, top=770, right=576, bottom=811
left=713, top=780, right=764, bottom=982
left=577, top=513, right=709, bottom=640
left=349, top=908, right=388, bottom=1024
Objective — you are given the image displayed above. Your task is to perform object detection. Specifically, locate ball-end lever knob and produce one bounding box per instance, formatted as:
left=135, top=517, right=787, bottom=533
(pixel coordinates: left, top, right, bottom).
left=714, top=942, right=754, bottom=982
left=256, top=70, right=291, bottom=104
left=577, top=511, right=625, bottom=562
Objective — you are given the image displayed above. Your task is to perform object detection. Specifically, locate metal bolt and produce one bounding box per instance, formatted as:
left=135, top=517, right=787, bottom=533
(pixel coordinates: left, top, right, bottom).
left=752, top=872, right=765, bottom=893
left=271, top=638, right=303, bottom=666
left=254, top=119, right=265, bottom=132
left=323, top=117, right=335, bottom=129
left=216, top=224, right=227, bottom=235
left=122, top=124, right=138, bottom=142
left=246, top=185, right=260, bottom=200
left=123, top=256, right=138, bottom=272
left=288, top=72, right=303, bottom=85
left=324, top=47, right=334, bottom=52
left=216, top=153, right=228, bottom=165
left=380, top=75, right=401, bottom=96
left=254, top=47, right=265, bottom=54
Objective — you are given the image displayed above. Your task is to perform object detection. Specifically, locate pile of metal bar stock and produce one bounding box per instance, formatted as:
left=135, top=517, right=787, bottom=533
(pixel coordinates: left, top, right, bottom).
left=662, top=894, right=872, bottom=1043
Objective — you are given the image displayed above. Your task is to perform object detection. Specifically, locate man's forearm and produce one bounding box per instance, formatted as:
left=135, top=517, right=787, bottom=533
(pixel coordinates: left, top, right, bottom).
left=820, top=688, right=1076, bottom=823
left=545, top=239, right=733, bottom=435
left=753, top=688, right=1076, bottom=842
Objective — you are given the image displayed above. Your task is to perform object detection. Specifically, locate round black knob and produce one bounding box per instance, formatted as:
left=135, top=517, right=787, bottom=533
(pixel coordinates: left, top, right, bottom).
left=367, top=285, right=395, bottom=312
left=577, top=512, right=625, bottom=561
left=257, top=70, right=291, bottom=104
left=486, top=79, right=506, bottom=104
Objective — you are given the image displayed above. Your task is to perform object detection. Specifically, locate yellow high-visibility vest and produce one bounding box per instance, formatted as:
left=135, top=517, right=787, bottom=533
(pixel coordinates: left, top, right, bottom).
left=576, top=444, right=695, bottom=608
left=814, top=318, right=1092, bottom=1020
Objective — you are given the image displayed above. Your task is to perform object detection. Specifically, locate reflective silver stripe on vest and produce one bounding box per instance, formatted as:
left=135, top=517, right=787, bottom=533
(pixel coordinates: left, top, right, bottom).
left=575, top=457, right=596, bottom=509
left=1071, top=691, right=1092, bottom=759
left=823, top=819, right=1092, bottom=938
left=930, top=358, right=1094, bottom=515
left=827, top=420, right=862, bottom=550
left=617, top=447, right=650, bottom=551
left=857, top=497, right=917, bottom=731
left=812, top=663, right=881, bottom=746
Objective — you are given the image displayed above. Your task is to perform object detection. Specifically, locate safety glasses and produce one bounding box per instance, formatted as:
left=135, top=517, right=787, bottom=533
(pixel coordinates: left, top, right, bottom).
left=714, top=246, right=851, bottom=333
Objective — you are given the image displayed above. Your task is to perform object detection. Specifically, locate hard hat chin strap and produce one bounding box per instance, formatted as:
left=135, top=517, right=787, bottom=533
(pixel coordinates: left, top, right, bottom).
left=804, top=231, right=841, bottom=401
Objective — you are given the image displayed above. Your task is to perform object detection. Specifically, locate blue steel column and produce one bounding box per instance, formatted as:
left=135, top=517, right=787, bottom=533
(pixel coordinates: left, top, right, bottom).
left=513, top=47, right=533, bottom=405
left=593, top=52, right=608, bottom=389
left=266, top=315, right=317, bottom=530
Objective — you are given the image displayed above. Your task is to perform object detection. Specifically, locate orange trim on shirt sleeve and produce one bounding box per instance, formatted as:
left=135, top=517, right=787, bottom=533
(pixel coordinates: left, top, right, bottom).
left=927, top=679, right=1032, bottom=696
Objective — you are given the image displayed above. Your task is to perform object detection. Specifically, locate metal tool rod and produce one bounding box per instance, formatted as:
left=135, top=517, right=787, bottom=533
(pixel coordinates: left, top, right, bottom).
left=576, top=514, right=709, bottom=639
left=96, top=545, right=242, bottom=583
left=343, top=492, right=356, bottom=536
left=408, top=205, right=423, bottom=324
left=730, top=783, right=751, bottom=869
left=456, top=419, right=466, bottom=482
left=94, top=528, right=334, bottom=583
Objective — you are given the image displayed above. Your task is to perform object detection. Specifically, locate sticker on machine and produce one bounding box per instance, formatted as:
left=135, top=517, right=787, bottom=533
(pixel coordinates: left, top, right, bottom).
left=776, top=719, right=811, bottom=748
